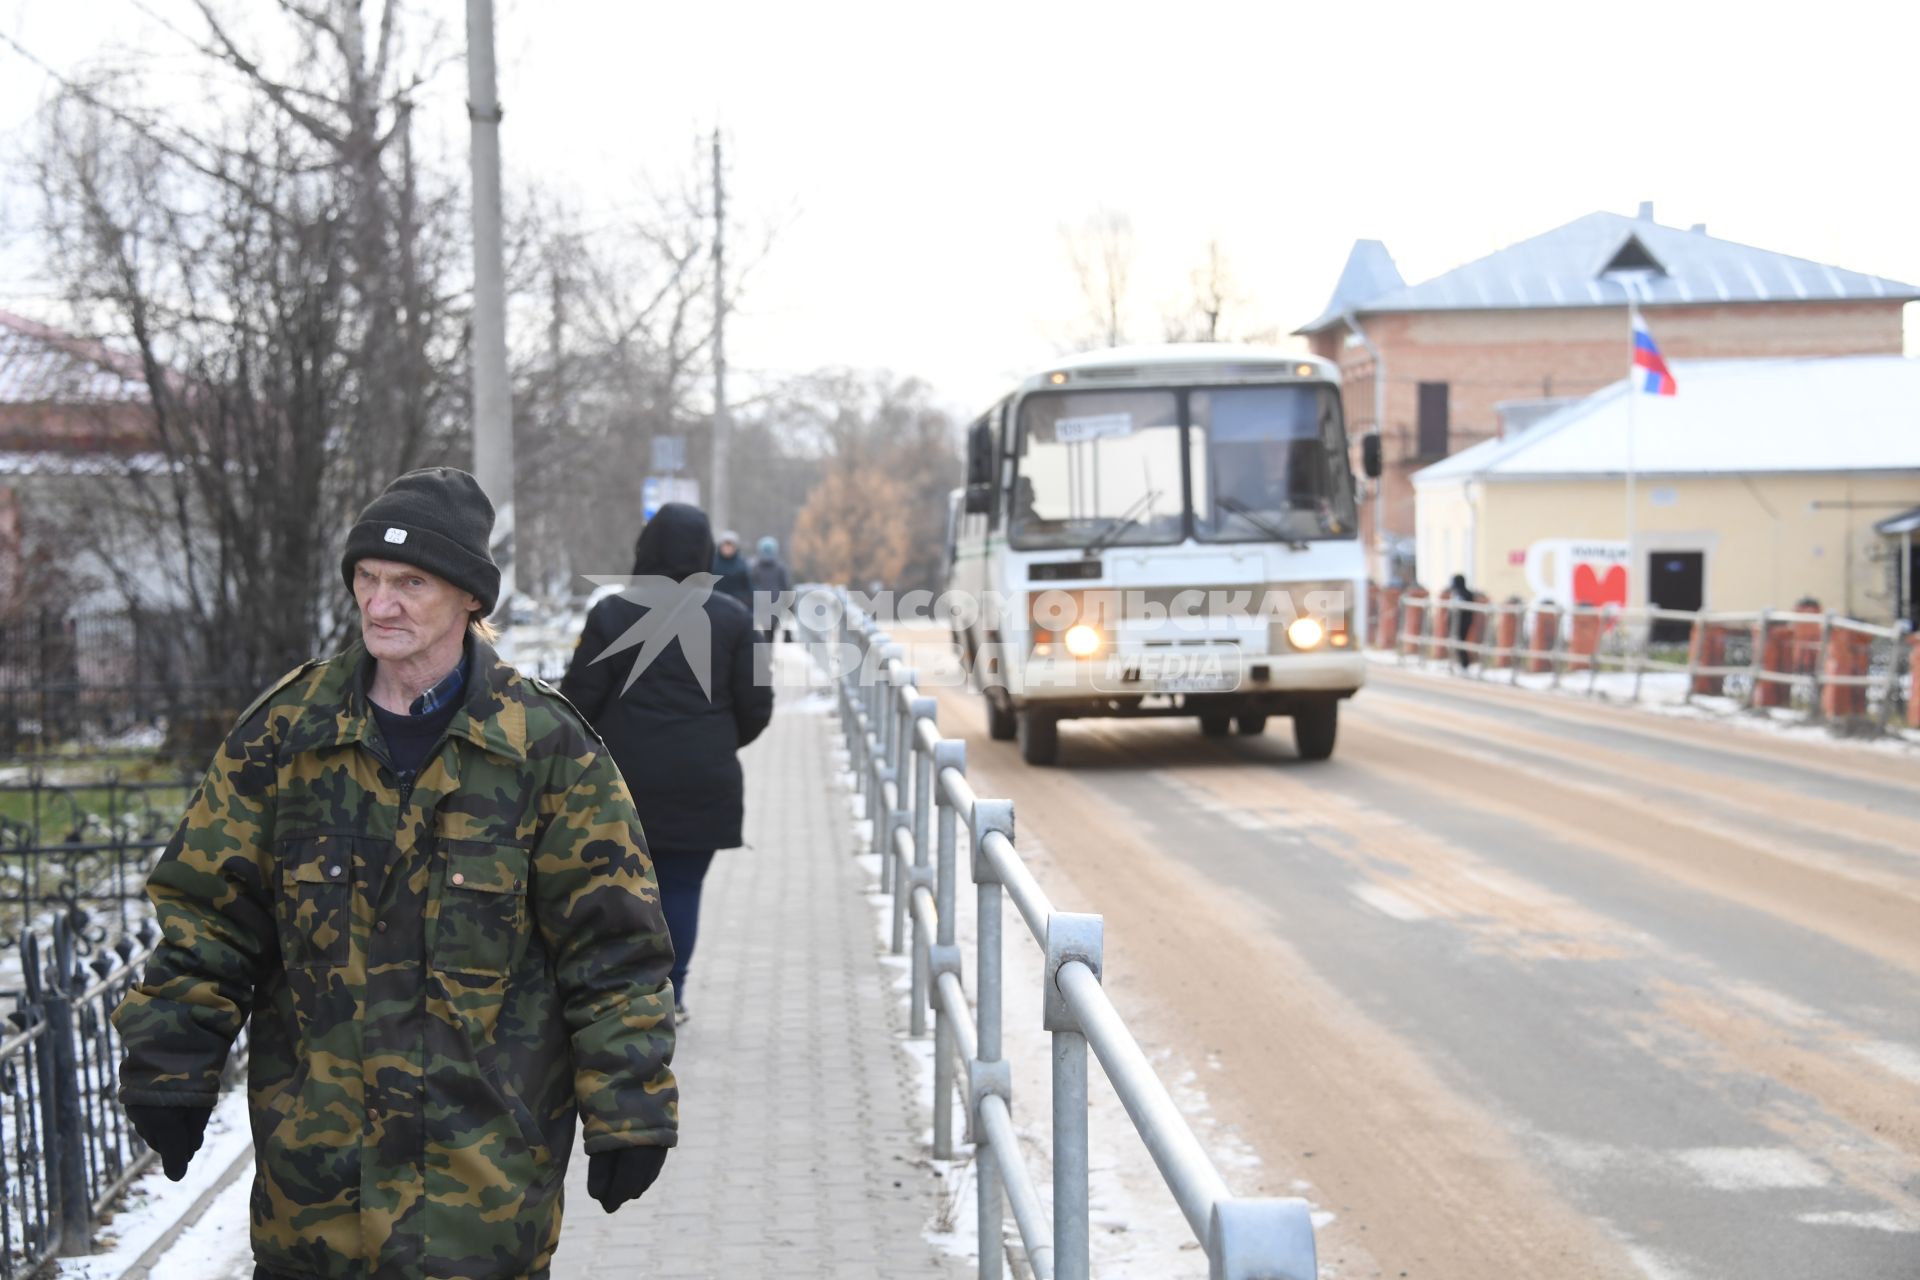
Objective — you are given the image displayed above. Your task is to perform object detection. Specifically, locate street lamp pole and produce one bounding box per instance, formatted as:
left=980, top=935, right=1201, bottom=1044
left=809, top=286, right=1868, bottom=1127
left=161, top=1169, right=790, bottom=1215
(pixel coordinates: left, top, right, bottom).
left=467, top=0, right=515, bottom=650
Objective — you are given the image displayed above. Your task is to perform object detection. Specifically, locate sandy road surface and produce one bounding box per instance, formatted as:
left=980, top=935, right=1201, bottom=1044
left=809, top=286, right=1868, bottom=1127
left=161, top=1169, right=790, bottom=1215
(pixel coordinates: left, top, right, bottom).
left=897, top=628, right=1920, bottom=1280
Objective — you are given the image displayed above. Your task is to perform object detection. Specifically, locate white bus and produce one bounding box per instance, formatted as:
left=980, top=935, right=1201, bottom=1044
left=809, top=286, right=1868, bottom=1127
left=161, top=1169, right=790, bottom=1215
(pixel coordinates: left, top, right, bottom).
left=943, top=344, right=1382, bottom=765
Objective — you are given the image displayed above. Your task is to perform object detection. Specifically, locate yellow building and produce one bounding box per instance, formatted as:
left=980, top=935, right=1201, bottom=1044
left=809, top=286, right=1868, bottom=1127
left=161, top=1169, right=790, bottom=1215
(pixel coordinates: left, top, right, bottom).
left=1411, top=356, right=1920, bottom=625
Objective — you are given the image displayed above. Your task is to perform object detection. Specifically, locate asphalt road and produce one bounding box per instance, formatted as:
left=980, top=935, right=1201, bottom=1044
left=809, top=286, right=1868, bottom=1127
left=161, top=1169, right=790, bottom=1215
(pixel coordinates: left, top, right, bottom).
left=904, top=631, right=1920, bottom=1280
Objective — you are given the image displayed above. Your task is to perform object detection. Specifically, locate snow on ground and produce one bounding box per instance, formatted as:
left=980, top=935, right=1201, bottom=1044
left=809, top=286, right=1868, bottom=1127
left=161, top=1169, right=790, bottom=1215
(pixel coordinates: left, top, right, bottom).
left=825, top=690, right=1293, bottom=1278
left=55, top=1086, right=253, bottom=1279
left=1370, top=649, right=1920, bottom=755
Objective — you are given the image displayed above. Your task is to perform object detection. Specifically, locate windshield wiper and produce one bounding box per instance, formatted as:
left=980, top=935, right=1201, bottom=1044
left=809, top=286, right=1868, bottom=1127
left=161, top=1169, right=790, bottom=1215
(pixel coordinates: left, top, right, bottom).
left=1217, top=495, right=1310, bottom=550
left=1082, top=488, right=1162, bottom=559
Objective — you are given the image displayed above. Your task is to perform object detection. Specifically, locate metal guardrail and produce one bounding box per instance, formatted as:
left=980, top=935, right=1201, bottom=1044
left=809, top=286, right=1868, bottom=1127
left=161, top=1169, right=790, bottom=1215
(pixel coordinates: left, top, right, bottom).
left=2, top=916, right=159, bottom=1280
left=1381, top=592, right=1913, bottom=734
left=804, top=588, right=1316, bottom=1280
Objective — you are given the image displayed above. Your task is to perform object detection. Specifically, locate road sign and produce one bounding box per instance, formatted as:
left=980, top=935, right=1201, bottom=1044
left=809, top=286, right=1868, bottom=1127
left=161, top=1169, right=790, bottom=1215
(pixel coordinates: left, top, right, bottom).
left=642, top=475, right=701, bottom=521
left=650, top=435, right=686, bottom=474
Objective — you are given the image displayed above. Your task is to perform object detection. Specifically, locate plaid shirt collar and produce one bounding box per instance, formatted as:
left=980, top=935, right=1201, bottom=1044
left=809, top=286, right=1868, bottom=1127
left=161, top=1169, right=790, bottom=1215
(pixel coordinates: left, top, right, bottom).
left=408, top=653, right=469, bottom=717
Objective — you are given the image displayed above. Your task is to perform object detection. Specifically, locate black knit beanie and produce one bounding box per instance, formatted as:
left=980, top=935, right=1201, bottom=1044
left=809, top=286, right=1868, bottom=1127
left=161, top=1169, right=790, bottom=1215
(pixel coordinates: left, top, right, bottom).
left=340, top=468, right=501, bottom=613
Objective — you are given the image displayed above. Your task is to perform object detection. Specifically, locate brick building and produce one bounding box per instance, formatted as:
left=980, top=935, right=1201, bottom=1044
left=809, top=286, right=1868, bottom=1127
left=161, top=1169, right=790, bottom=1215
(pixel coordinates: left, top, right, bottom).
left=0, top=310, right=155, bottom=613
left=1295, top=204, right=1920, bottom=581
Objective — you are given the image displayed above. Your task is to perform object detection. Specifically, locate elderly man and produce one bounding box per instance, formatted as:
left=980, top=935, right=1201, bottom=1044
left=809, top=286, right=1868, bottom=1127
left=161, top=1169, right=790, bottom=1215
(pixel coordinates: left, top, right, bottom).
left=113, top=467, right=676, bottom=1280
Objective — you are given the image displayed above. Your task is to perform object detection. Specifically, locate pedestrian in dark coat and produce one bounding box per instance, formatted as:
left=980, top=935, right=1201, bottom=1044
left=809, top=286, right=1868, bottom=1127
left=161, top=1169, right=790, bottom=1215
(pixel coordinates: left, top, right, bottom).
left=1448, top=572, right=1476, bottom=669
left=562, top=504, right=774, bottom=1016
left=748, top=535, right=793, bottom=641
left=711, top=529, right=751, bottom=608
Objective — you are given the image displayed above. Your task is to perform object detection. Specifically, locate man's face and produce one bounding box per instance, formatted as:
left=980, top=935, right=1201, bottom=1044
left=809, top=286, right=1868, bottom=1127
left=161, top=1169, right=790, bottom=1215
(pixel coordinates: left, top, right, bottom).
left=719, top=540, right=737, bottom=558
left=354, top=559, right=479, bottom=664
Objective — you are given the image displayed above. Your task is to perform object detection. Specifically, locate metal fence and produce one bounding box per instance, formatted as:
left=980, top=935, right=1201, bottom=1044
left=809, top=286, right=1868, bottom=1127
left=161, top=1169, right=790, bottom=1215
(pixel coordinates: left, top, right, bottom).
left=806, top=588, right=1316, bottom=1280
left=2, top=917, right=160, bottom=1280
left=0, top=610, right=249, bottom=760
left=1, top=768, right=190, bottom=953
left=1382, top=592, right=1914, bottom=736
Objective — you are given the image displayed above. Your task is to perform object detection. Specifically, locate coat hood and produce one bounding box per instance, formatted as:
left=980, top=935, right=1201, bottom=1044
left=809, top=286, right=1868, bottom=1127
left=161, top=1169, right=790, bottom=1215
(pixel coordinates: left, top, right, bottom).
left=631, top=503, right=715, bottom=581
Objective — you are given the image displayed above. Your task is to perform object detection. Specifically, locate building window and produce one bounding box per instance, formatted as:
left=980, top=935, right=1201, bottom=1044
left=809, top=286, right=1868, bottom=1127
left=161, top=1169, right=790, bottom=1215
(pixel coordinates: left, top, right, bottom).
left=1416, top=382, right=1450, bottom=459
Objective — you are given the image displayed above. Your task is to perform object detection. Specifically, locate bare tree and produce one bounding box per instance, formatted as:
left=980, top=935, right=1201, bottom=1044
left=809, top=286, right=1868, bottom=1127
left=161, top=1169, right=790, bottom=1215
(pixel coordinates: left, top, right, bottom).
left=506, top=146, right=777, bottom=591
left=1164, top=239, right=1236, bottom=342
left=1062, top=208, right=1135, bottom=349
left=1162, top=239, right=1276, bottom=344
left=779, top=371, right=960, bottom=592
left=30, top=0, right=467, bottom=687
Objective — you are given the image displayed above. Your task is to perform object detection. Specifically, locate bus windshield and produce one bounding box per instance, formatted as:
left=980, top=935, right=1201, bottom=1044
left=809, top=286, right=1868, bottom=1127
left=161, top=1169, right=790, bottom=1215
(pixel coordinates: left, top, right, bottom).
left=1009, top=383, right=1356, bottom=550
left=1010, top=390, right=1184, bottom=552
left=1191, top=385, right=1357, bottom=543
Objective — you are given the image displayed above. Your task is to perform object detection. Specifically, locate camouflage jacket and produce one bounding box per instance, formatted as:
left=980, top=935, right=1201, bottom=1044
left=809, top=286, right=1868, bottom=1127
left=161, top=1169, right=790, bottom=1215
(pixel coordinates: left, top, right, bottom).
left=113, top=637, right=678, bottom=1280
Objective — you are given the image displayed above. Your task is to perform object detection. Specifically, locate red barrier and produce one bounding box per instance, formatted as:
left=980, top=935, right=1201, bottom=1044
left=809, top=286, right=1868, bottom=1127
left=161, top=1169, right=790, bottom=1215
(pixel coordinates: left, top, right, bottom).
left=1565, top=610, right=1600, bottom=671
left=1399, top=589, right=1428, bottom=656
left=1910, top=636, right=1920, bottom=730
left=1374, top=586, right=1402, bottom=650
left=1688, top=622, right=1734, bottom=696
left=1428, top=596, right=1453, bottom=660
left=1821, top=628, right=1869, bottom=719
left=1492, top=602, right=1521, bottom=670
left=1751, top=619, right=1793, bottom=708
left=1529, top=608, right=1559, bottom=673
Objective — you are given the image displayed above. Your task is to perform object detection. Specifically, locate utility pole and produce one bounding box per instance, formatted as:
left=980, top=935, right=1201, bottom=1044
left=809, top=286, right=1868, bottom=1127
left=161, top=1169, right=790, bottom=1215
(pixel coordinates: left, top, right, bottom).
left=710, top=127, right=730, bottom=531
left=466, top=0, right=515, bottom=642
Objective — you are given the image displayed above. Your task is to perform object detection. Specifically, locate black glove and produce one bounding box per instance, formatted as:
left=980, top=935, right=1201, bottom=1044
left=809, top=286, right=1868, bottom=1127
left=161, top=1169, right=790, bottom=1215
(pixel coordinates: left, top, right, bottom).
left=586, top=1146, right=667, bottom=1213
left=126, top=1103, right=213, bottom=1181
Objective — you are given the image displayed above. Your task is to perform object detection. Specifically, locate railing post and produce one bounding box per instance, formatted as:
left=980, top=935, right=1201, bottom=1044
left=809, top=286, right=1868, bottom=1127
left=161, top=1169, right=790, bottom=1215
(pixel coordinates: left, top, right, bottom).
left=1044, top=913, right=1102, bottom=1280
left=971, top=799, right=1014, bottom=1280
left=41, top=922, right=91, bottom=1256
left=871, top=642, right=902, bottom=872
left=931, top=738, right=966, bottom=1160
left=1808, top=612, right=1833, bottom=724
left=1550, top=603, right=1568, bottom=688
left=1745, top=608, right=1770, bottom=710
left=907, top=696, right=937, bottom=1037
left=889, top=670, right=917, bottom=955
left=1209, top=1199, right=1318, bottom=1280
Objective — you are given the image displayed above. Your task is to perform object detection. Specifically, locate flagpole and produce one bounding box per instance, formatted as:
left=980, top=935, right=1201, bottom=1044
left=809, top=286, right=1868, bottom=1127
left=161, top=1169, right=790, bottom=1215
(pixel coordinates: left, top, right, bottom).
left=1625, top=293, right=1638, bottom=612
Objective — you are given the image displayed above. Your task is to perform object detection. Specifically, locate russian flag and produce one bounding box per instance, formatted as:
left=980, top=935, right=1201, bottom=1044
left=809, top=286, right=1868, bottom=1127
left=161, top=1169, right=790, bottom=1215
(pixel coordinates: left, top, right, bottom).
left=1632, top=314, right=1677, bottom=396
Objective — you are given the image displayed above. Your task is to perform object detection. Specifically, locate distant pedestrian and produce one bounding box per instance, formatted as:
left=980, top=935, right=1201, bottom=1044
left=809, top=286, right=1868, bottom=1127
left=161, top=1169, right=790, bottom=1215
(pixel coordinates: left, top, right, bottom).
left=113, top=467, right=677, bottom=1280
left=563, top=503, right=774, bottom=1019
left=712, top=529, right=751, bottom=607
left=748, top=535, right=793, bottom=641
left=1449, top=573, right=1475, bottom=669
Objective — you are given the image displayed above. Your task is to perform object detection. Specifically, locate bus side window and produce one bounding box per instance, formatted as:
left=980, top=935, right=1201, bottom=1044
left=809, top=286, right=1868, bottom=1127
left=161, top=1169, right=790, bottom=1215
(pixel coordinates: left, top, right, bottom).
left=990, top=398, right=1014, bottom=530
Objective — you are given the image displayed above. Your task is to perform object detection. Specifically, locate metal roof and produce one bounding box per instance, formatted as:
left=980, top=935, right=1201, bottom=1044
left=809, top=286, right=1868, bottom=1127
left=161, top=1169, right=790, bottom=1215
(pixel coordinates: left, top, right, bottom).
left=1877, top=506, right=1920, bottom=537
left=1297, top=239, right=1404, bottom=334
left=1298, top=211, right=1920, bottom=333
left=0, top=310, right=149, bottom=406
left=1412, top=355, right=1920, bottom=483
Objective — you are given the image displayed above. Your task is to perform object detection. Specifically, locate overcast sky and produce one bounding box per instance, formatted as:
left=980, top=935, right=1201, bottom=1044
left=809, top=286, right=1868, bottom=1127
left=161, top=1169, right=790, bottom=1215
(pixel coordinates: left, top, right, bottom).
left=4, top=0, right=1917, bottom=414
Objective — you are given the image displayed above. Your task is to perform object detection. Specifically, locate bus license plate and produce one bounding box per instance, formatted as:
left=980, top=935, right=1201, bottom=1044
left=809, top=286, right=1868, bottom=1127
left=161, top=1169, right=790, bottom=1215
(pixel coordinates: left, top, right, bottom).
left=1160, top=673, right=1237, bottom=693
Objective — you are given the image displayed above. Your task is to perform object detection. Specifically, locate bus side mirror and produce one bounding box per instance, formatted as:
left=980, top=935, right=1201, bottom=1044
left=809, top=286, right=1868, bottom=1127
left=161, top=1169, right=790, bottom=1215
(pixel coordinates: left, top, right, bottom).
left=966, top=421, right=994, bottom=487
left=1361, top=432, right=1383, bottom=479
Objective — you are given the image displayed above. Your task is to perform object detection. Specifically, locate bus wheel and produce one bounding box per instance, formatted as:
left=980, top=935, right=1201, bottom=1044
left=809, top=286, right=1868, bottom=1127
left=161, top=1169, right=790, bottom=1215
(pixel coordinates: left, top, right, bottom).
left=1236, top=714, right=1268, bottom=735
left=1017, top=709, right=1059, bottom=766
left=1292, top=699, right=1338, bottom=761
left=1199, top=713, right=1231, bottom=737
left=986, top=693, right=1016, bottom=741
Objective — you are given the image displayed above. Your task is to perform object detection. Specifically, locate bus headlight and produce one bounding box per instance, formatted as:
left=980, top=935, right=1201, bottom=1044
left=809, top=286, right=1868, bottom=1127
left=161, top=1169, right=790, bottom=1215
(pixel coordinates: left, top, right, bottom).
left=1286, top=617, right=1326, bottom=650
left=1064, top=624, right=1103, bottom=658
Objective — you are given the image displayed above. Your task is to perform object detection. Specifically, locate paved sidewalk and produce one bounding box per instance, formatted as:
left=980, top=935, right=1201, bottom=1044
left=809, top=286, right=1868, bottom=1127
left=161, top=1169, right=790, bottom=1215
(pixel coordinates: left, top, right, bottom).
left=550, top=668, right=968, bottom=1280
